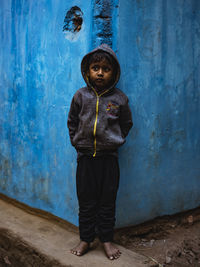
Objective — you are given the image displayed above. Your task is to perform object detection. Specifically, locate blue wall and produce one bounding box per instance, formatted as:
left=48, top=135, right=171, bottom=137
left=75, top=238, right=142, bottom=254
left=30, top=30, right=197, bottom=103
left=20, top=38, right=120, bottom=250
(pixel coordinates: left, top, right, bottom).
left=116, top=0, right=200, bottom=226
left=0, top=0, right=200, bottom=228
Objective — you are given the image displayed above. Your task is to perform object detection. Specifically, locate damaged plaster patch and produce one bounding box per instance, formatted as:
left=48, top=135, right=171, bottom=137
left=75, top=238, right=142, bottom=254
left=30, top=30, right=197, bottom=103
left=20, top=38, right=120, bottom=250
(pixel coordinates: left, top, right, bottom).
left=92, top=0, right=116, bottom=47
left=63, top=6, right=83, bottom=41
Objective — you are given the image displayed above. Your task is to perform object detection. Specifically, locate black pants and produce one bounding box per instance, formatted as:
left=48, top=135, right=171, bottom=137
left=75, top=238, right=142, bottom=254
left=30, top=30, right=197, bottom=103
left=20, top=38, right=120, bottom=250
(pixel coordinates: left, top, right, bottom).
left=76, top=155, right=119, bottom=243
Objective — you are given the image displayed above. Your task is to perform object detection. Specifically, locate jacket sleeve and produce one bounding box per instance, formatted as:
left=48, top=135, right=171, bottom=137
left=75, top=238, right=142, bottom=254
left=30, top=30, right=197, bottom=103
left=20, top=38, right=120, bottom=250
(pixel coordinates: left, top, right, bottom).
left=67, top=94, right=80, bottom=146
left=119, top=98, right=133, bottom=138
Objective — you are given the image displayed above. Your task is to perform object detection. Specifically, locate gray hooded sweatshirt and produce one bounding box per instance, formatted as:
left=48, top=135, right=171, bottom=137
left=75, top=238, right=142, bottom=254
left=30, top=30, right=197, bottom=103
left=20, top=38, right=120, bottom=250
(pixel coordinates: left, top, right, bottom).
left=67, top=44, right=133, bottom=158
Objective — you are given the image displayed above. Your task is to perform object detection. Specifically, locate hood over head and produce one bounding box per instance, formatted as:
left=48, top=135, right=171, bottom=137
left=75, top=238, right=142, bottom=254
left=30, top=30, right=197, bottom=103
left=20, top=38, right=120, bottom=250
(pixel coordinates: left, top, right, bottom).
left=81, top=44, right=120, bottom=91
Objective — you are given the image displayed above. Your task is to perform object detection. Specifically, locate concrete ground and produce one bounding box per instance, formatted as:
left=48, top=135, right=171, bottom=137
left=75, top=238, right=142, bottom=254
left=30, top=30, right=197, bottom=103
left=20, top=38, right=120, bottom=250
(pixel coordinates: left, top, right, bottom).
left=0, top=198, right=148, bottom=267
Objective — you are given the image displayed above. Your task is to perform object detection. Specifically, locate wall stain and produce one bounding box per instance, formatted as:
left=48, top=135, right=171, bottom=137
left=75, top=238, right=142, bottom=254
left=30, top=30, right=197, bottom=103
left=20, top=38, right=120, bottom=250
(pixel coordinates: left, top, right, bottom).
left=137, top=19, right=161, bottom=60
left=0, top=154, right=12, bottom=191
left=31, top=177, right=52, bottom=207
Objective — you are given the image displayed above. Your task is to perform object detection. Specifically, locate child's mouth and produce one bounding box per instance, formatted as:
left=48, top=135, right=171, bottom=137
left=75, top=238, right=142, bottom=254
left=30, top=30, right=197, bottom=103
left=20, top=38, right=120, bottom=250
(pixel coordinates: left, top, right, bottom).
left=96, top=79, right=104, bottom=83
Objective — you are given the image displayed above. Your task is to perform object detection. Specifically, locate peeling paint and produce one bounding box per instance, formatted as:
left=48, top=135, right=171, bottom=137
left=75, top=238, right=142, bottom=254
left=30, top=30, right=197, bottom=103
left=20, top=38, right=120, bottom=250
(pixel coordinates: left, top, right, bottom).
left=92, top=0, right=118, bottom=48
left=63, top=6, right=83, bottom=33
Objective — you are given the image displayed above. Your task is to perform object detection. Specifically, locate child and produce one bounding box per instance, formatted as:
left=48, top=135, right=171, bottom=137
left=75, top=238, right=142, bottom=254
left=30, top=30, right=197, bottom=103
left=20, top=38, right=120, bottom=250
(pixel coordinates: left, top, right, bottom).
left=67, top=44, right=133, bottom=260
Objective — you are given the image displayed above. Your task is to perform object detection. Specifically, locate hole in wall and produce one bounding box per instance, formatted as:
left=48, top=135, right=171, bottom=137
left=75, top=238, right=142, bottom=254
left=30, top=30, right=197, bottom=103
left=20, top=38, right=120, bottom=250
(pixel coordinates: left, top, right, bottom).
left=63, top=6, right=83, bottom=33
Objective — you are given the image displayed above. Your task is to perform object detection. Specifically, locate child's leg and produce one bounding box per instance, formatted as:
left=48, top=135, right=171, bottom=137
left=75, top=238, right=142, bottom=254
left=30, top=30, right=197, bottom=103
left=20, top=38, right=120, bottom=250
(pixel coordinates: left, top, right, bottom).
left=97, top=156, right=121, bottom=259
left=98, top=156, right=121, bottom=259
left=70, top=156, right=98, bottom=256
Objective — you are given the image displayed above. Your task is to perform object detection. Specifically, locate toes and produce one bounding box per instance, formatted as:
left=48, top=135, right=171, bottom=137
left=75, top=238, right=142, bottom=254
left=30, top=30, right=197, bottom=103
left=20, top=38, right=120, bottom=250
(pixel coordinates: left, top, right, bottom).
left=114, top=253, right=119, bottom=259
left=113, top=250, right=121, bottom=259
left=70, top=250, right=76, bottom=255
left=117, top=250, right=121, bottom=256
left=71, top=250, right=81, bottom=256
left=109, top=253, right=119, bottom=260
left=70, top=241, right=89, bottom=257
left=103, top=242, right=121, bottom=260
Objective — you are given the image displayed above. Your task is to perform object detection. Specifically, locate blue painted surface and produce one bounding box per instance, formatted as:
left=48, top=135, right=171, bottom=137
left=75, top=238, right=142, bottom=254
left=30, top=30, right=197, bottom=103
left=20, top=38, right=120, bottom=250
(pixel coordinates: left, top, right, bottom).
left=0, top=0, right=200, bottom=228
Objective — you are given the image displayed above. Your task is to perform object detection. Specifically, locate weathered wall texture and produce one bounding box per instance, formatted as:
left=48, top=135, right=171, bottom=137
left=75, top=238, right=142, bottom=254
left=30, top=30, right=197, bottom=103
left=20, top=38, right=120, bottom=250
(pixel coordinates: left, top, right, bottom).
left=0, top=0, right=200, bottom=228
left=116, top=0, right=200, bottom=226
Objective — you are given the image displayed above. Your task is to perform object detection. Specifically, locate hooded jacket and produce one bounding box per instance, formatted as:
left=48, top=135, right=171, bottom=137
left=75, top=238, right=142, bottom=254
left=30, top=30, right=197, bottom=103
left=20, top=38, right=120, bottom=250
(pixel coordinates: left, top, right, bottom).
left=67, top=44, right=133, bottom=157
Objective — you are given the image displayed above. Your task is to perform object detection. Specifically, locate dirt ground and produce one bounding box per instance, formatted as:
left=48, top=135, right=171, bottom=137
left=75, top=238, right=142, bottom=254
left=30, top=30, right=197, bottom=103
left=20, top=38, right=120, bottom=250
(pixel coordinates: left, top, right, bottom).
left=0, top=229, right=66, bottom=267
left=115, top=207, right=200, bottom=267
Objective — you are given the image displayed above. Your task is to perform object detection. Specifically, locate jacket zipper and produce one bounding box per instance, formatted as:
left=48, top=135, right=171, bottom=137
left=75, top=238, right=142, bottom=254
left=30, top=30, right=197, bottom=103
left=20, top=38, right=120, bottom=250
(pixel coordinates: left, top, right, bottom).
left=93, top=94, right=99, bottom=157
left=92, top=88, right=109, bottom=157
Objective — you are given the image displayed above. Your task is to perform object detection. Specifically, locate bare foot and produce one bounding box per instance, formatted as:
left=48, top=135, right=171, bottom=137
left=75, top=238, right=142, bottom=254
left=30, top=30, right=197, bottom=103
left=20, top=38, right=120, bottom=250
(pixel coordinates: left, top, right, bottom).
left=103, top=242, right=121, bottom=260
left=70, top=241, right=89, bottom=256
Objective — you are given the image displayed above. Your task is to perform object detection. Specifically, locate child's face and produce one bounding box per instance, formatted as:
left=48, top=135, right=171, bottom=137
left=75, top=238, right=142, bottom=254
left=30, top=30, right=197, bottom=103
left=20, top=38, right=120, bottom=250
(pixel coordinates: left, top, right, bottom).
left=87, top=58, right=114, bottom=90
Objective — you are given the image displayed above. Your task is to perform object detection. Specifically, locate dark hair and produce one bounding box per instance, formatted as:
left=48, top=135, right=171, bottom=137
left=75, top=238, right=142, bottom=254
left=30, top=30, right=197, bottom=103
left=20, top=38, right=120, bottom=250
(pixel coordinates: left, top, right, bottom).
left=88, top=51, right=114, bottom=65
left=88, top=51, right=117, bottom=76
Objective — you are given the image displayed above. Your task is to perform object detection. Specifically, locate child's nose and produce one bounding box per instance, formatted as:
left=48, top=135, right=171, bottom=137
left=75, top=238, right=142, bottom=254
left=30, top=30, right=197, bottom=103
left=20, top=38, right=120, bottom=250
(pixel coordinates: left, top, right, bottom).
left=98, top=68, right=103, bottom=75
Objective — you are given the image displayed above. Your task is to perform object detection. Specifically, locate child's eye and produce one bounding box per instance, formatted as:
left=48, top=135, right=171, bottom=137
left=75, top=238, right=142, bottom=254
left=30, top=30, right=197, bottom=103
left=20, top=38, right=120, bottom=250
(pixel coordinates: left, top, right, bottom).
left=92, top=66, right=99, bottom=71
left=104, top=67, right=111, bottom=72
